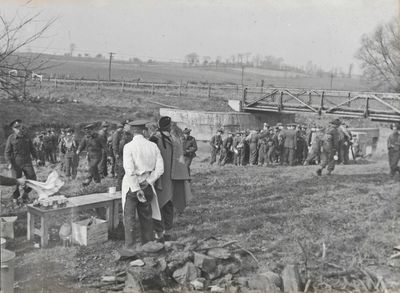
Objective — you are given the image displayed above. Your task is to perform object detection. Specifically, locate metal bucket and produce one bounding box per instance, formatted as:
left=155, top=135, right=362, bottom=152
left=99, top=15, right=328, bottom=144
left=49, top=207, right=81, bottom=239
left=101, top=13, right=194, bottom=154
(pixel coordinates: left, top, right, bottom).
left=1, top=248, right=15, bottom=293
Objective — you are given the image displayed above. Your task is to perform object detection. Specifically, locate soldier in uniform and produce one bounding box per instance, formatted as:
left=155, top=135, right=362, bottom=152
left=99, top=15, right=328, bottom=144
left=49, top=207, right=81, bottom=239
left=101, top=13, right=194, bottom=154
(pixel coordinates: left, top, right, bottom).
left=338, top=122, right=352, bottom=164
left=112, top=122, right=124, bottom=186
left=387, top=122, right=400, bottom=177
left=33, top=131, right=46, bottom=166
left=182, top=128, right=197, bottom=175
left=219, top=131, right=234, bottom=166
left=115, top=121, right=133, bottom=190
left=98, top=121, right=109, bottom=178
left=316, top=119, right=341, bottom=176
left=107, top=132, right=116, bottom=178
left=50, top=128, right=59, bottom=163
left=43, top=129, right=54, bottom=164
left=77, top=123, right=107, bottom=186
left=257, top=135, right=268, bottom=166
left=210, top=128, right=223, bottom=165
left=282, top=124, right=297, bottom=166
left=61, top=128, right=79, bottom=180
left=233, top=132, right=243, bottom=166
left=5, top=119, right=37, bottom=204
left=58, top=128, right=66, bottom=171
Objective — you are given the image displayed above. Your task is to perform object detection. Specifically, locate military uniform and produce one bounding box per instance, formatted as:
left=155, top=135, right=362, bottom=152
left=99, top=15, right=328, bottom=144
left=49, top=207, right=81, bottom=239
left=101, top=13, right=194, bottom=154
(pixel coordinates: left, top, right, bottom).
left=33, top=133, right=46, bottom=166
left=282, top=127, right=297, bottom=166
left=210, top=132, right=223, bottom=165
left=317, top=120, right=340, bottom=175
left=219, top=135, right=233, bottom=166
left=5, top=122, right=37, bottom=201
left=98, top=123, right=109, bottom=178
left=116, top=130, right=133, bottom=190
left=61, top=133, right=79, bottom=179
left=182, top=129, right=197, bottom=174
left=43, top=132, right=54, bottom=163
left=78, top=130, right=106, bottom=185
left=233, top=134, right=243, bottom=166
left=257, top=137, right=268, bottom=166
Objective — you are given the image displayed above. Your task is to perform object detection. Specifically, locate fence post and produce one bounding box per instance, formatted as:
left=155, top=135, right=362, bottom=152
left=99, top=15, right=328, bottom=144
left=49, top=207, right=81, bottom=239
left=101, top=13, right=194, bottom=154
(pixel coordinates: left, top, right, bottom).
left=242, top=87, right=247, bottom=106
left=97, top=79, right=100, bottom=90
left=179, top=81, right=182, bottom=97
left=151, top=83, right=155, bottom=95
left=208, top=84, right=211, bottom=98
left=121, top=80, right=125, bottom=92
left=308, top=92, right=312, bottom=105
left=347, top=92, right=351, bottom=107
left=236, top=84, right=239, bottom=95
left=260, top=79, right=264, bottom=94
left=74, top=79, right=77, bottom=90
left=54, top=79, right=57, bottom=88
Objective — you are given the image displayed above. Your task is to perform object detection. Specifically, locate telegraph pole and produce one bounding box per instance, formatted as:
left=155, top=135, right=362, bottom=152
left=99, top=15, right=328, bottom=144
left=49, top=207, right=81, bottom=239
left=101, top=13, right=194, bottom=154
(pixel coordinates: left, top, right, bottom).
left=108, top=52, right=115, bottom=81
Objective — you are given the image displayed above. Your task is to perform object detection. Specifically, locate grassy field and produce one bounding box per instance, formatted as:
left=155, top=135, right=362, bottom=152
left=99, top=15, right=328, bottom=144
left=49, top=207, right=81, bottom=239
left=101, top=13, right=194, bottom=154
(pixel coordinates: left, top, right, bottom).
left=34, top=55, right=370, bottom=91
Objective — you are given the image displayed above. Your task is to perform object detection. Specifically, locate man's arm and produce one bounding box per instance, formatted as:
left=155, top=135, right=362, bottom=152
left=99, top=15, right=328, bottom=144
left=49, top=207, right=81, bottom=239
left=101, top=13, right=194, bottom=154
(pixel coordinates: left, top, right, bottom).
left=77, top=137, right=87, bottom=154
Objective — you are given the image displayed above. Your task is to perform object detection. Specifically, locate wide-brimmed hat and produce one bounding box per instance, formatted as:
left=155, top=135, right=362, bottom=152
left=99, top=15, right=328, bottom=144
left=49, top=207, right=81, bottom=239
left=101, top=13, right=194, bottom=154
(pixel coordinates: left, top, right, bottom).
left=217, top=128, right=224, bottom=133
left=83, top=123, right=95, bottom=130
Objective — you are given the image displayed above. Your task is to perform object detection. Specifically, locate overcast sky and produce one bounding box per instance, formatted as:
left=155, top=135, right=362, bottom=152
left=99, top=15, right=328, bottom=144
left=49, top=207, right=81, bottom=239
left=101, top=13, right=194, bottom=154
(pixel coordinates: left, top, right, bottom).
left=1, top=0, right=398, bottom=72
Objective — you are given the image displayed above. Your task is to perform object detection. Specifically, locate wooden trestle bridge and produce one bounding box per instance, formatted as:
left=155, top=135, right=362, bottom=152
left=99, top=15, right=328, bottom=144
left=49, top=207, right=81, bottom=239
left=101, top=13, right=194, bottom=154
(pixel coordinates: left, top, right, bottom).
left=241, top=88, right=400, bottom=122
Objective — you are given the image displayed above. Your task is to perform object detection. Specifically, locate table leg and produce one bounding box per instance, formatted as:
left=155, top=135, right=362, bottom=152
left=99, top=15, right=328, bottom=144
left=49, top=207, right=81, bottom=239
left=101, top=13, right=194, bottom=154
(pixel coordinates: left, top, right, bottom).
left=113, top=200, right=120, bottom=229
left=40, top=215, right=49, bottom=248
left=106, top=204, right=113, bottom=231
left=27, top=211, right=34, bottom=241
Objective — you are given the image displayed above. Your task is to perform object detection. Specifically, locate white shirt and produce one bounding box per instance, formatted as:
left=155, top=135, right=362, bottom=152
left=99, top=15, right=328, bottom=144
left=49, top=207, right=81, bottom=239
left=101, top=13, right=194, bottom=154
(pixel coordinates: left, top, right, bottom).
left=121, top=134, right=164, bottom=218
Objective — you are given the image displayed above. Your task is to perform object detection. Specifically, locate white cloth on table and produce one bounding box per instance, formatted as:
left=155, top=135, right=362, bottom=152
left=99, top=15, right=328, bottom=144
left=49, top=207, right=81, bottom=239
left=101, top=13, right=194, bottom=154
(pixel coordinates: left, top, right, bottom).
left=25, top=171, right=64, bottom=199
left=121, top=134, right=164, bottom=220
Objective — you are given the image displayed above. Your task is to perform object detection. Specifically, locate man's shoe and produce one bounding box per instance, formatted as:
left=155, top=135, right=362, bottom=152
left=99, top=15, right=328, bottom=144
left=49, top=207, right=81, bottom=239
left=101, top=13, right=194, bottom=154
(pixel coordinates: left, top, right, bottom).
left=316, top=169, right=322, bottom=176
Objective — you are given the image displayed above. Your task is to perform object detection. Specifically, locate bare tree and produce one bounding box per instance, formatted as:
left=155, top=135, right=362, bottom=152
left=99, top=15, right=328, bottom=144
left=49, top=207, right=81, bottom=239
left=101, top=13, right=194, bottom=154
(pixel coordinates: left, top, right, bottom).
left=0, top=4, right=56, bottom=98
left=185, top=52, right=199, bottom=66
left=356, top=18, right=400, bottom=91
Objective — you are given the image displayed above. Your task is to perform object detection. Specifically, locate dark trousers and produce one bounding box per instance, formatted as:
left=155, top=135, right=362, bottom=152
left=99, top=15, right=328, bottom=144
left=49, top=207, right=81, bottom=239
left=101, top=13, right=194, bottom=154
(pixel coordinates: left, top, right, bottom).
left=12, top=163, right=36, bottom=199
left=258, top=145, right=268, bottom=165
left=184, top=156, right=193, bottom=176
left=123, top=185, right=154, bottom=246
left=153, top=201, right=174, bottom=233
left=110, top=155, right=116, bottom=176
left=98, top=150, right=108, bottom=177
left=388, top=149, right=400, bottom=176
left=65, top=154, right=78, bottom=179
left=320, top=149, right=335, bottom=172
left=234, top=150, right=242, bottom=166
left=267, top=146, right=275, bottom=164
left=284, top=147, right=296, bottom=166
left=87, top=152, right=102, bottom=183
left=210, top=148, right=219, bottom=165
left=116, top=159, right=125, bottom=191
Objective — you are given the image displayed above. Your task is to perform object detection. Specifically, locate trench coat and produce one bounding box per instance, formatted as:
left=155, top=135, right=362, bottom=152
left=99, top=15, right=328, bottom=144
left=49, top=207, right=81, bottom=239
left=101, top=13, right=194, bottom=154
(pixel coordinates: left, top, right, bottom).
left=150, top=132, right=192, bottom=212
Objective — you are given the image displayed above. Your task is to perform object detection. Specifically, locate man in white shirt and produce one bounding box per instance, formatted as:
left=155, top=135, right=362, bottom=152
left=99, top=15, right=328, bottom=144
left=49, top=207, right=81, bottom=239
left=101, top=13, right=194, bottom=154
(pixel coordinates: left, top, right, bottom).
left=122, top=120, right=164, bottom=248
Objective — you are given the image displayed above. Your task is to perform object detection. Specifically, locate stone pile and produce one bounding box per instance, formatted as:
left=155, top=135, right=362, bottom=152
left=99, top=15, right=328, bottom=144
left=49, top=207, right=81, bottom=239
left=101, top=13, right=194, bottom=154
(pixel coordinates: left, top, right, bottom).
left=121, top=236, right=296, bottom=293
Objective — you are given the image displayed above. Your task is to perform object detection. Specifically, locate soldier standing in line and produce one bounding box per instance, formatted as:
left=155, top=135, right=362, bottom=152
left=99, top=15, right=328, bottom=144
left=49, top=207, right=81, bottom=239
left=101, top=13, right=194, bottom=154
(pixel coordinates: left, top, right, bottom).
left=266, top=128, right=277, bottom=165
left=246, top=130, right=259, bottom=166
left=58, top=128, right=66, bottom=171
left=77, top=123, right=107, bottom=186
left=282, top=124, right=297, bottom=166
left=233, top=132, right=243, bottom=166
left=182, top=128, right=197, bottom=175
left=316, top=119, right=341, bottom=176
left=257, top=136, right=268, bottom=166
left=61, top=128, right=79, bottom=180
left=116, top=121, right=133, bottom=190
left=107, top=132, right=116, bottom=178
left=43, top=129, right=54, bottom=164
left=98, top=121, right=109, bottom=178
left=339, top=122, right=352, bottom=164
left=387, top=122, right=400, bottom=177
left=112, top=122, right=124, bottom=187
left=50, top=128, right=59, bottom=163
left=33, top=132, right=46, bottom=166
left=5, top=120, right=37, bottom=204
left=304, top=126, right=323, bottom=165
left=210, top=128, right=223, bottom=165
left=219, top=131, right=234, bottom=166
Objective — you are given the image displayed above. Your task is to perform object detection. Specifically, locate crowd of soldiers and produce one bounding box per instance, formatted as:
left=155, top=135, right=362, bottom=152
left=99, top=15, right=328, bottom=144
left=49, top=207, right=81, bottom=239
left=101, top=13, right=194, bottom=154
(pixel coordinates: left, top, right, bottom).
left=209, top=119, right=354, bottom=176
left=4, top=117, right=195, bottom=248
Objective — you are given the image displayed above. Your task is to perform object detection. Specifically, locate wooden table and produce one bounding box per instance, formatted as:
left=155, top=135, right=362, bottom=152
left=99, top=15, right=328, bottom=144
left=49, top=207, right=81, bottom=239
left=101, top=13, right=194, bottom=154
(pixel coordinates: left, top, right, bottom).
left=27, top=192, right=121, bottom=248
